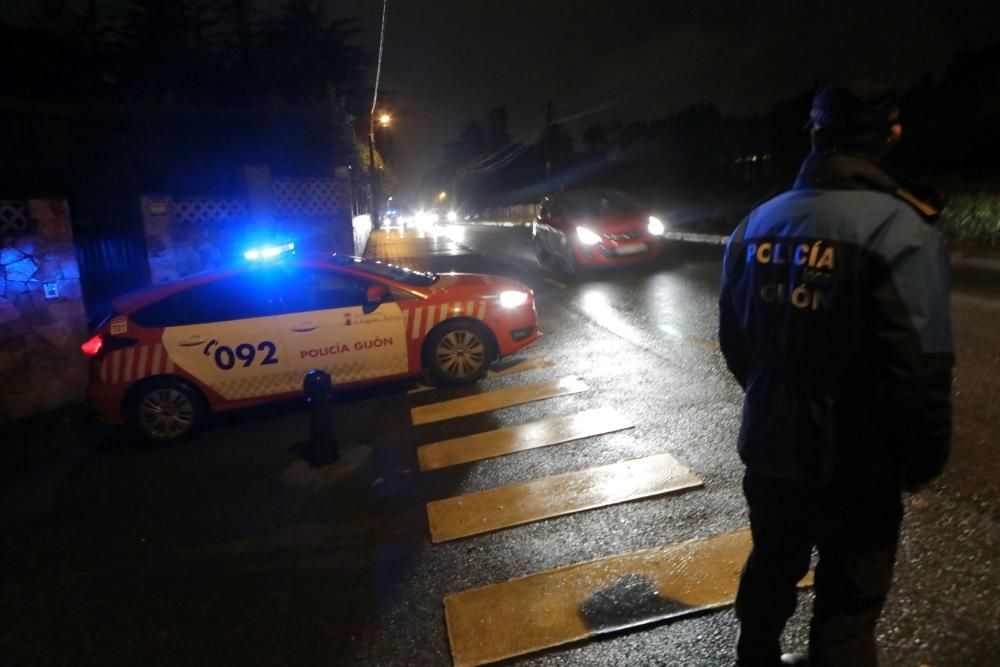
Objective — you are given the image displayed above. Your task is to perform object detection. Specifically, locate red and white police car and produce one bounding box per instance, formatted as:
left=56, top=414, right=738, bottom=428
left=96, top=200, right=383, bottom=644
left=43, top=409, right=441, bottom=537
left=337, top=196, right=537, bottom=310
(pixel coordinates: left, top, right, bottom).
left=83, top=253, right=539, bottom=443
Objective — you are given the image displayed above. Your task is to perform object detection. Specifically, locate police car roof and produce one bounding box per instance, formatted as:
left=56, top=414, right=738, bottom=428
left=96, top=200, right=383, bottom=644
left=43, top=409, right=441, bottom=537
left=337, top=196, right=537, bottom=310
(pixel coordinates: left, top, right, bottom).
left=111, top=267, right=248, bottom=314
left=110, top=254, right=396, bottom=314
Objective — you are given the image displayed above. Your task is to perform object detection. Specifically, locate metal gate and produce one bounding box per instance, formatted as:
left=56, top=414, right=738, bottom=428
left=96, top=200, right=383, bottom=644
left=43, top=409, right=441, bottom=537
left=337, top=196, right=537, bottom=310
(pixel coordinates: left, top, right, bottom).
left=74, top=220, right=150, bottom=328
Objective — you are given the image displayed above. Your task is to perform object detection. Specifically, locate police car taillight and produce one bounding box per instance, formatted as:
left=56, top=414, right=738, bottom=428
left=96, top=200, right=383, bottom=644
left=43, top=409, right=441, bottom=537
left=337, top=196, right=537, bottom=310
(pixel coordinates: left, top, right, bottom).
left=81, top=335, right=104, bottom=356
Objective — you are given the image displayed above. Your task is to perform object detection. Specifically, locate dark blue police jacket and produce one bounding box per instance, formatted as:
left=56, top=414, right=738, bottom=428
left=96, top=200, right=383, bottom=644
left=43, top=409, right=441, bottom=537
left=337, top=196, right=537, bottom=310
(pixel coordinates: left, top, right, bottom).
left=719, top=150, right=953, bottom=486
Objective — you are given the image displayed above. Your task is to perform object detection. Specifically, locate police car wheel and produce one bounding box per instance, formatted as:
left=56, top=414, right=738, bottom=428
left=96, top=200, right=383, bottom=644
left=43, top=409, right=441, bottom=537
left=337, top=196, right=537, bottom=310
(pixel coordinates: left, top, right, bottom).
left=130, top=379, right=205, bottom=444
left=427, top=322, right=494, bottom=385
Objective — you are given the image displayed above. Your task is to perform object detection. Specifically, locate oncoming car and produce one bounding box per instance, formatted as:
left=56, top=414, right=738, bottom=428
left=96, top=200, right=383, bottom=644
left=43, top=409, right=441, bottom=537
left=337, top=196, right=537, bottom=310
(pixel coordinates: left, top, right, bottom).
left=532, top=189, right=666, bottom=275
left=83, top=255, right=539, bottom=443
left=383, top=207, right=411, bottom=228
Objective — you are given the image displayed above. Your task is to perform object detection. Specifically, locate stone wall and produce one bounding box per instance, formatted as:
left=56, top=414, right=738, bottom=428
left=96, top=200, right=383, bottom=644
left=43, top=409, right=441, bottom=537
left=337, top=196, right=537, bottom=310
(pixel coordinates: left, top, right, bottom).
left=0, top=200, right=89, bottom=422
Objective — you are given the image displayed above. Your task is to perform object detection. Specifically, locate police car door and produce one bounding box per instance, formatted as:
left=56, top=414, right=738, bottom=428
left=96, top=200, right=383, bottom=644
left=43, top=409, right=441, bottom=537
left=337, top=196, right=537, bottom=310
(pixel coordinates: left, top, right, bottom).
left=274, top=267, right=408, bottom=385
left=158, top=272, right=294, bottom=400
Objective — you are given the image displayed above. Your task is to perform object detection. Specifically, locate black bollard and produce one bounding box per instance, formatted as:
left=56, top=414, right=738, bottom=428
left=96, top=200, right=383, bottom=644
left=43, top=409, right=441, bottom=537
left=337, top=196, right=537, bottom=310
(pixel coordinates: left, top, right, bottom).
left=303, top=369, right=340, bottom=465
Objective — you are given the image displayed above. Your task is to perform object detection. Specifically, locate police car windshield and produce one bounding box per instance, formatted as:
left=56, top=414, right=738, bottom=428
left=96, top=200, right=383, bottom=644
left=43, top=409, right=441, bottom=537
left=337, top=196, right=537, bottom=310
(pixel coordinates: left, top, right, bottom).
left=560, top=190, right=642, bottom=217
left=329, top=255, right=438, bottom=286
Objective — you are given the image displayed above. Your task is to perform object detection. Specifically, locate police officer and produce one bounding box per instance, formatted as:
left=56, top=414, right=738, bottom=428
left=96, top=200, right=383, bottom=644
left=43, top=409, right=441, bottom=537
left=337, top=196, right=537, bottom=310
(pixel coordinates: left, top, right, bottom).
left=719, top=81, right=953, bottom=667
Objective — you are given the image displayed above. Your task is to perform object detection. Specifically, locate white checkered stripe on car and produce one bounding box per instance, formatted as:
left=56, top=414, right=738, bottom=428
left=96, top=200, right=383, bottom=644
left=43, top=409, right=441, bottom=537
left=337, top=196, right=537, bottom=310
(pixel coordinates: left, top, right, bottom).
left=213, top=370, right=305, bottom=401
left=407, top=300, right=488, bottom=340
left=100, top=343, right=175, bottom=384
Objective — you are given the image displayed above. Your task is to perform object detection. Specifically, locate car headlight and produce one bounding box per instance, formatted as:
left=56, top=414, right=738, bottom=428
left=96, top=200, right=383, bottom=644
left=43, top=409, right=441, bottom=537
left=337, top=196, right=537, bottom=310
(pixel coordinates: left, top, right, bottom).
left=447, top=211, right=458, bottom=222
left=648, top=216, right=665, bottom=236
left=576, top=226, right=602, bottom=245
left=498, top=290, right=530, bottom=308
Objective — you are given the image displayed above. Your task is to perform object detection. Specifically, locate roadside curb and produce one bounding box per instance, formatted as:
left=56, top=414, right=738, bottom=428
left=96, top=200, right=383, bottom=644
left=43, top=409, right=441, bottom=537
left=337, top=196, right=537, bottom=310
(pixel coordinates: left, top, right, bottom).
left=661, top=230, right=729, bottom=245
left=950, top=252, right=1000, bottom=275
left=469, top=221, right=530, bottom=228
left=281, top=445, right=373, bottom=489
left=477, top=221, right=731, bottom=246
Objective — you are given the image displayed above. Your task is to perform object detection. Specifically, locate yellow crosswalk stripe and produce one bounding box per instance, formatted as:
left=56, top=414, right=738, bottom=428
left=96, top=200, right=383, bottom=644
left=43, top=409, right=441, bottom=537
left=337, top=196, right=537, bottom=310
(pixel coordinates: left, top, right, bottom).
left=418, top=407, right=633, bottom=471
left=410, top=376, right=588, bottom=425
left=426, top=452, right=701, bottom=543
left=443, top=528, right=814, bottom=667
left=407, top=357, right=557, bottom=395
left=658, top=324, right=720, bottom=351
left=487, top=355, right=556, bottom=378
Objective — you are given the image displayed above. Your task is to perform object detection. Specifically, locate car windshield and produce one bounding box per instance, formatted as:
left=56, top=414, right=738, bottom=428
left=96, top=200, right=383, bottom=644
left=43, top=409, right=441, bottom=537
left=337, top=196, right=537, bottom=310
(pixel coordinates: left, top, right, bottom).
left=328, top=254, right=438, bottom=286
left=559, top=190, right=643, bottom=217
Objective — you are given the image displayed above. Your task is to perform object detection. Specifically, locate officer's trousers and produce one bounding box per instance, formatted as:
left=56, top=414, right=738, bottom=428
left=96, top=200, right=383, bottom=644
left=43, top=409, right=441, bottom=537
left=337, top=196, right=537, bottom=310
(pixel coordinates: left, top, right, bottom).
left=734, top=467, right=903, bottom=667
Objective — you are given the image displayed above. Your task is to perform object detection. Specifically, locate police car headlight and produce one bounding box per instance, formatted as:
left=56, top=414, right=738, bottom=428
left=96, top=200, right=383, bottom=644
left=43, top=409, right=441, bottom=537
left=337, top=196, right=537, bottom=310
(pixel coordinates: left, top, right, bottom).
left=498, top=290, right=530, bottom=308
left=648, top=216, right=665, bottom=236
left=576, top=226, right=601, bottom=245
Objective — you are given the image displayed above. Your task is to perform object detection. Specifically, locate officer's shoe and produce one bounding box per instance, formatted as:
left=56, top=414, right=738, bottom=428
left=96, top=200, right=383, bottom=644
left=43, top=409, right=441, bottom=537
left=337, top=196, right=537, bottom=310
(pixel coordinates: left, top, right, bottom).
left=780, top=654, right=808, bottom=667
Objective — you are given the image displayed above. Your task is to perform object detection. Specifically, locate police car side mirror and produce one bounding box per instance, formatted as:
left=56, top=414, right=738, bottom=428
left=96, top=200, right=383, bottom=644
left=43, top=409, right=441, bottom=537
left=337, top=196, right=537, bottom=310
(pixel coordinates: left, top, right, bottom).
left=364, top=284, right=388, bottom=314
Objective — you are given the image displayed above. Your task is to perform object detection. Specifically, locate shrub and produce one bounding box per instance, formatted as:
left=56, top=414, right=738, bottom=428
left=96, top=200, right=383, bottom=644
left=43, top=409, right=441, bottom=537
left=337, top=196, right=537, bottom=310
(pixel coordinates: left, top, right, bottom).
left=939, top=194, right=1000, bottom=247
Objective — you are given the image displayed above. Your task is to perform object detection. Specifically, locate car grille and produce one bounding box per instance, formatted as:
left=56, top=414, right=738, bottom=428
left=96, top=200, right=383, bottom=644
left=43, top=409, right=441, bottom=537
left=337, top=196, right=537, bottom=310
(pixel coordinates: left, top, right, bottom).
left=604, top=231, right=642, bottom=241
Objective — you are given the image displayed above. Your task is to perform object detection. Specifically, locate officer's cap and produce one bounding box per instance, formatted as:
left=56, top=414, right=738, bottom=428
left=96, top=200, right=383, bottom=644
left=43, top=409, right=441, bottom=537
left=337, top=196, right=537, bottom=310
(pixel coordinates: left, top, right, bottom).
left=808, top=80, right=900, bottom=132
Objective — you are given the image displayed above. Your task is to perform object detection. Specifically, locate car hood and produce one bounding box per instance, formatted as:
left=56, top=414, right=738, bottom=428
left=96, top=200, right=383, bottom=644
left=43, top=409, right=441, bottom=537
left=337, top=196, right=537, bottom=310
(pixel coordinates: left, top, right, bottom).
left=573, top=212, right=649, bottom=233
left=428, top=273, right=530, bottom=297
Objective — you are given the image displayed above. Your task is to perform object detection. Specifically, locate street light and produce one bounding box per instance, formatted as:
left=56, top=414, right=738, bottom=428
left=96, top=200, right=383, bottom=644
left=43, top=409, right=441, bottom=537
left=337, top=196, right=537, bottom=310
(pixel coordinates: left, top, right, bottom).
left=438, top=191, right=448, bottom=201
left=379, top=113, right=392, bottom=126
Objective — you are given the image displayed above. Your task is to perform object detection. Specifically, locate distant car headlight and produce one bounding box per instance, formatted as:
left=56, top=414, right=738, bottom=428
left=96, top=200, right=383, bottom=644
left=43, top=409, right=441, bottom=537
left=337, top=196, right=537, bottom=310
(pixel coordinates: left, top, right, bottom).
left=576, top=226, right=602, bottom=245
left=498, top=290, right=530, bottom=308
left=648, top=216, right=665, bottom=236
left=447, top=211, right=458, bottom=222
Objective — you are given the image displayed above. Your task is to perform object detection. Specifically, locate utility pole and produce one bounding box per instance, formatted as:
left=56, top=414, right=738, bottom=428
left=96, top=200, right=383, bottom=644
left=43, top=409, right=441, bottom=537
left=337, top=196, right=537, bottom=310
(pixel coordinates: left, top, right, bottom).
left=368, top=0, right=389, bottom=230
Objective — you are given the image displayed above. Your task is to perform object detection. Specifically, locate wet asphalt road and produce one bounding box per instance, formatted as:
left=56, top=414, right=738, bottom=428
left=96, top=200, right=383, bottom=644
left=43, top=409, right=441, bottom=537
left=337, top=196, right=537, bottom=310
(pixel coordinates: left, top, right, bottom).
left=359, top=223, right=999, bottom=667
left=3, top=223, right=998, bottom=667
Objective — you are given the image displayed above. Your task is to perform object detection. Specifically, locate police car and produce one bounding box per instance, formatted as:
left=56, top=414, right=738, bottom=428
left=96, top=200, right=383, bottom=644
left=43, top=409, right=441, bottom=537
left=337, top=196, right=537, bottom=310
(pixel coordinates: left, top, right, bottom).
left=83, top=253, right=539, bottom=443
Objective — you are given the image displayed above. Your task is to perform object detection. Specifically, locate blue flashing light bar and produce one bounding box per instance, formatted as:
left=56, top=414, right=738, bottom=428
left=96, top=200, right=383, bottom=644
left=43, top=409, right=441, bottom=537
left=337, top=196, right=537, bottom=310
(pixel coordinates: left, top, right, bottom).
left=245, top=242, right=295, bottom=261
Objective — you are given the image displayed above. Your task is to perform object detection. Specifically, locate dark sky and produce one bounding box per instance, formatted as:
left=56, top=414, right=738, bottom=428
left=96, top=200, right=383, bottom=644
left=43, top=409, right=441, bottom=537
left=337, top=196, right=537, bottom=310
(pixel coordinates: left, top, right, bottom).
left=335, top=0, right=1000, bottom=199
left=3, top=0, right=998, bottom=198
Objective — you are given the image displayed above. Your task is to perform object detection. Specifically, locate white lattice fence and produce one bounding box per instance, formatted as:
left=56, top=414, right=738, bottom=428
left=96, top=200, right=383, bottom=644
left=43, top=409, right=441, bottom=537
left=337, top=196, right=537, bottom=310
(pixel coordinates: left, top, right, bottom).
left=0, top=200, right=29, bottom=235
left=172, top=198, right=247, bottom=224
left=272, top=177, right=349, bottom=217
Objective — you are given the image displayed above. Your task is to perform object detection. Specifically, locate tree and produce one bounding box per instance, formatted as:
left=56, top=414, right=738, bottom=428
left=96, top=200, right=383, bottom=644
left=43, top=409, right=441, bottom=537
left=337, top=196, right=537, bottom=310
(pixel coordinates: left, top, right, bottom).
left=113, top=1, right=216, bottom=100
left=26, top=0, right=130, bottom=98
left=487, top=106, right=511, bottom=151
left=444, top=121, right=488, bottom=167
left=542, top=121, right=573, bottom=168
left=582, top=123, right=608, bottom=155
left=258, top=1, right=367, bottom=108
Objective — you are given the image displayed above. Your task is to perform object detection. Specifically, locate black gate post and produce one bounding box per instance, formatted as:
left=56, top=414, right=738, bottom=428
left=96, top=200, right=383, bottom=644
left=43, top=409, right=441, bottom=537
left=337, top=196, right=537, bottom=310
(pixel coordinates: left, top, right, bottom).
left=303, top=370, right=340, bottom=465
